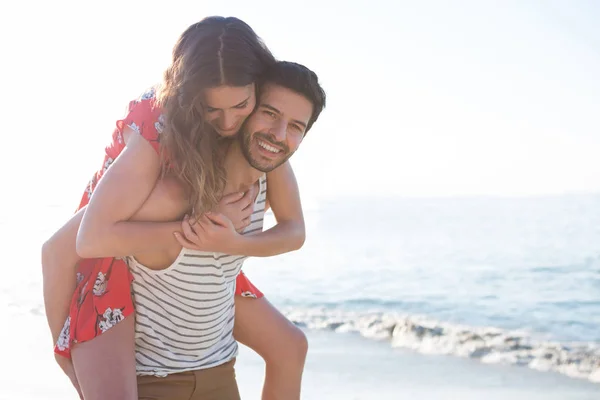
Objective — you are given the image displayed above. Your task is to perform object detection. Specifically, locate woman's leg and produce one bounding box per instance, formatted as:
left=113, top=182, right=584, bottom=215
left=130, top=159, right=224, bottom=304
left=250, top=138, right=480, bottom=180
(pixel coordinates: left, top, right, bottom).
left=234, top=296, right=308, bottom=400
left=71, top=316, right=138, bottom=400
left=54, top=354, right=83, bottom=399
left=68, top=176, right=189, bottom=400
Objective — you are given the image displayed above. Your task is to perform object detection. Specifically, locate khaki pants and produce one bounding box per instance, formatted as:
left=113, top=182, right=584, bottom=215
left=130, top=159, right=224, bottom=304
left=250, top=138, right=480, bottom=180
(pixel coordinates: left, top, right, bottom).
left=137, top=359, right=240, bottom=400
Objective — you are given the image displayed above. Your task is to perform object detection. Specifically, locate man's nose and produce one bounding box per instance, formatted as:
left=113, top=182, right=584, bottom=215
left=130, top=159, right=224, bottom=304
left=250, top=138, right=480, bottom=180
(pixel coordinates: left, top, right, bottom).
left=270, top=119, right=287, bottom=141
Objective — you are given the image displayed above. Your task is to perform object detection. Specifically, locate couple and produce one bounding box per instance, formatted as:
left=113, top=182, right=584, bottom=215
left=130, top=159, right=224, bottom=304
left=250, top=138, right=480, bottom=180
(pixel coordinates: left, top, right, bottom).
left=42, top=16, right=326, bottom=400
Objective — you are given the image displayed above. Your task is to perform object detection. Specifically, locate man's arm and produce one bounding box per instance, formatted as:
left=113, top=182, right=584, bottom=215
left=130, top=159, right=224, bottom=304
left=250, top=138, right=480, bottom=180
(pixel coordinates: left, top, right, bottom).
left=176, top=161, right=306, bottom=257
left=236, top=160, right=305, bottom=256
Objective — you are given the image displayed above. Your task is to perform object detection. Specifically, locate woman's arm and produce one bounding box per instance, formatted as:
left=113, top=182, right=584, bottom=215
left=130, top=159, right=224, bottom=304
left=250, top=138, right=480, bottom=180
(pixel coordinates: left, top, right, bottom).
left=44, top=171, right=188, bottom=343
left=176, top=161, right=305, bottom=257
left=76, top=128, right=181, bottom=259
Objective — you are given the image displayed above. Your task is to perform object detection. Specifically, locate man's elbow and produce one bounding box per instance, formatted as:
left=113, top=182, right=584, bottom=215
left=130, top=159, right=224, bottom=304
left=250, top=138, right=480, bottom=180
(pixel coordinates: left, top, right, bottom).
left=292, top=235, right=305, bottom=251
left=291, top=224, right=306, bottom=251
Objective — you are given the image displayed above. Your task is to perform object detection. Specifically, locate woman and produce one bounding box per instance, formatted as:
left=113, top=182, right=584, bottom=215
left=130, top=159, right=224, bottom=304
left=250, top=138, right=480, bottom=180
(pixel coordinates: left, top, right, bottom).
left=43, top=16, right=308, bottom=399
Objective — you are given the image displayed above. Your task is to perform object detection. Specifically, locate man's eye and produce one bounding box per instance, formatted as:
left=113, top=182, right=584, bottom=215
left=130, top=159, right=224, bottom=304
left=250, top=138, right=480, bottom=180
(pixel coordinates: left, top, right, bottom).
left=235, top=102, right=248, bottom=109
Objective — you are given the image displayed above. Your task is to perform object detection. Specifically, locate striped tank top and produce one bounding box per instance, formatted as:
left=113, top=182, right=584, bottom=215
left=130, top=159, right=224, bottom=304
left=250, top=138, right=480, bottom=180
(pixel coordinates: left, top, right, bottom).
left=127, top=174, right=267, bottom=377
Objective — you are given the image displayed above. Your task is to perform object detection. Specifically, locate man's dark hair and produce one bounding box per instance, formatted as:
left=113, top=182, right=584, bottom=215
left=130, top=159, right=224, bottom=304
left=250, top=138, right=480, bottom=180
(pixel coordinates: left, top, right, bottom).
left=259, top=61, right=326, bottom=134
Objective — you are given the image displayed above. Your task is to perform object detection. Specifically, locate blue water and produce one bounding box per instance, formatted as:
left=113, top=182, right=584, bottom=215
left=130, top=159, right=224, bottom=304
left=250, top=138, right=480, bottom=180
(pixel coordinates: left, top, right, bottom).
left=2, top=192, right=599, bottom=383
left=237, top=194, right=600, bottom=382
left=246, top=194, right=600, bottom=344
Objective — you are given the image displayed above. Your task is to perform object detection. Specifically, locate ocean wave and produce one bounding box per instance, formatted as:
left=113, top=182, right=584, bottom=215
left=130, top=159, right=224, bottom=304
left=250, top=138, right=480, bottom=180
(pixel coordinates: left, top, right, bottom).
left=284, top=307, right=600, bottom=384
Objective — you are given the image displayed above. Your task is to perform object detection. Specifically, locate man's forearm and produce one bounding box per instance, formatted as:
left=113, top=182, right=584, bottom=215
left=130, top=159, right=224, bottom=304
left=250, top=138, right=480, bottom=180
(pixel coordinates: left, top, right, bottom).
left=231, top=220, right=305, bottom=257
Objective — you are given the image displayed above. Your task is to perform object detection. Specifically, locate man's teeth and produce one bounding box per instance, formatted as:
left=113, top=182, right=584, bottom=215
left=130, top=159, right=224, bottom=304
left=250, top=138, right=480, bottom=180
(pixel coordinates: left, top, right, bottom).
left=258, top=140, right=280, bottom=153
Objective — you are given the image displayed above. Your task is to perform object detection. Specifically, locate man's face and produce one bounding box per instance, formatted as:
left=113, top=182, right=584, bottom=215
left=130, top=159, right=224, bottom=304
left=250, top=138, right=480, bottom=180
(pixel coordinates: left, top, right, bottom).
left=240, top=83, right=313, bottom=172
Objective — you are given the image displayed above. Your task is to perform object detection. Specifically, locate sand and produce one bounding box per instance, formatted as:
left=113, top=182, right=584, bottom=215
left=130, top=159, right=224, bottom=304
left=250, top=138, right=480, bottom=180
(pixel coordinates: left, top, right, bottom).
left=3, top=315, right=598, bottom=400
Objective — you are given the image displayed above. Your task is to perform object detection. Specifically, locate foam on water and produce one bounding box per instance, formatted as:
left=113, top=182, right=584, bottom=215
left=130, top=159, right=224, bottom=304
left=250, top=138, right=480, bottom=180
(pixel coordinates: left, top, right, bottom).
left=285, top=307, right=600, bottom=384
left=4, top=194, right=600, bottom=389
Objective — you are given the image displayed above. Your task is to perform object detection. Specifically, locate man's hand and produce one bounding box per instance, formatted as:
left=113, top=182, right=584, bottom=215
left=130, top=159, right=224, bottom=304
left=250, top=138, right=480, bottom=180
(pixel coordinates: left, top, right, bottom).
left=214, top=186, right=257, bottom=233
left=174, top=213, right=244, bottom=254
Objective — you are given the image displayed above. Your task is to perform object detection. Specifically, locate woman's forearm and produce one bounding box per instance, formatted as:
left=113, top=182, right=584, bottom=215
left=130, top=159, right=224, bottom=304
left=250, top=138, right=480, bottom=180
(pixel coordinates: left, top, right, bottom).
left=42, top=208, right=180, bottom=345
left=77, top=220, right=182, bottom=259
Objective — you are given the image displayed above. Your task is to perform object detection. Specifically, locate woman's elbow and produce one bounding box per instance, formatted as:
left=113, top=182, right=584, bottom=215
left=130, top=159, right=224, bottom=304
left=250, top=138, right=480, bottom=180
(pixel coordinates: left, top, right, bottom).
left=75, top=228, right=101, bottom=258
left=75, top=237, right=95, bottom=259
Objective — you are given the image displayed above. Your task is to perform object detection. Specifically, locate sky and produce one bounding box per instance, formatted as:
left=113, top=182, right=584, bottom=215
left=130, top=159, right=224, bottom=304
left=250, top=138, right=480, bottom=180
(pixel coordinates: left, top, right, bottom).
left=1, top=0, right=599, bottom=209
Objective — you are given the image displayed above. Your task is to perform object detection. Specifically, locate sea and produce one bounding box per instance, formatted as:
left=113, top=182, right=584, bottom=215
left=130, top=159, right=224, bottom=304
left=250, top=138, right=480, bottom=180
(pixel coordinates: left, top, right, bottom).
left=1, top=191, right=599, bottom=397
left=246, top=194, right=600, bottom=384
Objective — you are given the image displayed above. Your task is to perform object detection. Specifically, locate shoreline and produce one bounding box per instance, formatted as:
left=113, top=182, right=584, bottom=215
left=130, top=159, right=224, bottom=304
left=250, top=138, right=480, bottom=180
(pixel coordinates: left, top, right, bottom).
left=3, top=313, right=600, bottom=400
left=236, top=329, right=599, bottom=400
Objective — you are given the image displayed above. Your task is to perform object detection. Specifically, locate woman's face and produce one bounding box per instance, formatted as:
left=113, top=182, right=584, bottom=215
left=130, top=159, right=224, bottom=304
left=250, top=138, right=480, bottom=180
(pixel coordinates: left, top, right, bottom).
left=202, top=83, right=256, bottom=137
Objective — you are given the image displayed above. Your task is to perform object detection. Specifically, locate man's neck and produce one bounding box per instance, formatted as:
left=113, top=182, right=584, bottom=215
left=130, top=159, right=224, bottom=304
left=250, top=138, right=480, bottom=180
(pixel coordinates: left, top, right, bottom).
left=223, top=141, right=263, bottom=194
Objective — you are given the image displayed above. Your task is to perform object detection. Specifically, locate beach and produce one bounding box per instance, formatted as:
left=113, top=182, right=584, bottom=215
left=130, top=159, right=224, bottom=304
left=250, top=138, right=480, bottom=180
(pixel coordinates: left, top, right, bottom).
left=238, top=330, right=600, bottom=400
left=3, top=321, right=599, bottom=399
left=2, top=194, right=600, bottom=399
left=3, top=0, right=600, bottom=398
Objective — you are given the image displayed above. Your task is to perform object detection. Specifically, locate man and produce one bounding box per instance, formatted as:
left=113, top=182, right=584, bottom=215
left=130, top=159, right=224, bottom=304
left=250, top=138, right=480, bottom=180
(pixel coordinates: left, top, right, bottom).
left=132, top=61, right=326, bottom=399
left=45, top=61, right=326, bottom=399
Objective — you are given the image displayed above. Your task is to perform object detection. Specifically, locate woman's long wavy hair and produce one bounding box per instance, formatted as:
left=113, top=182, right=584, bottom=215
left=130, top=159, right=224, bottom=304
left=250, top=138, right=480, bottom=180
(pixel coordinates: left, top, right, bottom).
left=156, top=16, right=275, bottom=214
